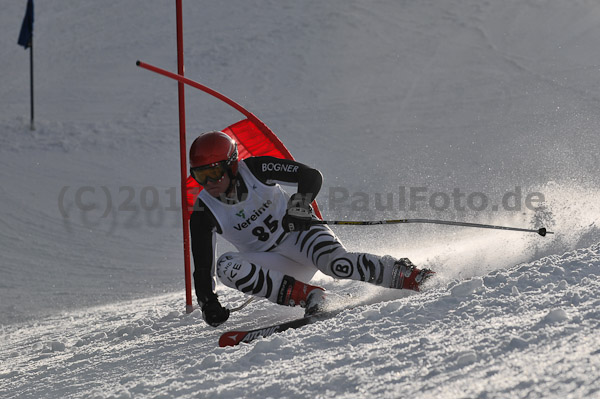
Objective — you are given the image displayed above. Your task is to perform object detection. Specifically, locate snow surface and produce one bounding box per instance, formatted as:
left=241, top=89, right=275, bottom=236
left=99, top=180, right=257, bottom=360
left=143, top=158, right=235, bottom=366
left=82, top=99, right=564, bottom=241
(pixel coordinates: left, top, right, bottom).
left=1, top=0, right=600, bottom=398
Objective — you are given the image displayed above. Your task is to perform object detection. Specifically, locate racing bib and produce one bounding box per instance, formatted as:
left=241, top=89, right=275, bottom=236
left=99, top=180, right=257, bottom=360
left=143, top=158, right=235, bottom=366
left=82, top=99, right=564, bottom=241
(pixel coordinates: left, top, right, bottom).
left=198, top=161, right=289, bottom=252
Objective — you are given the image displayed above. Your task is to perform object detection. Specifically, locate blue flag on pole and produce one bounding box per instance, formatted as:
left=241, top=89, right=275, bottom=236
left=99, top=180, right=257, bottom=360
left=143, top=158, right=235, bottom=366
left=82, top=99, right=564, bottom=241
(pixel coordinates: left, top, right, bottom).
left=18, top=0, right=34, bottom=49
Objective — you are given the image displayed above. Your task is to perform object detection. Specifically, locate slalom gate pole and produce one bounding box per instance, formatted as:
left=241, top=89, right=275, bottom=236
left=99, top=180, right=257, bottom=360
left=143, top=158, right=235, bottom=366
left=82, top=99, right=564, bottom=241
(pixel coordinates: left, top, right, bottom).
left=312, top=219, right=553, bottom=236
left=29, top=34, right=34, bottom=131
left=174, top=0, right=194, bottom=314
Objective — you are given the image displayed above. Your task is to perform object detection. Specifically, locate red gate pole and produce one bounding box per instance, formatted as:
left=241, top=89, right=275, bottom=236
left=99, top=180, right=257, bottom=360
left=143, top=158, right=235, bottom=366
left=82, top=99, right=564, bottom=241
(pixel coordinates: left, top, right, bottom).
left=175, top=0, right=194, bottom=313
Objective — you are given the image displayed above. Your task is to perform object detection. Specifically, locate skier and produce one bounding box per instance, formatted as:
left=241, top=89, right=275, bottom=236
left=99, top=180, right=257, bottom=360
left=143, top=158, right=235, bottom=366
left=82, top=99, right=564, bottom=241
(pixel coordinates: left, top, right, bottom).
left=189, top=131, right=434, bottom=327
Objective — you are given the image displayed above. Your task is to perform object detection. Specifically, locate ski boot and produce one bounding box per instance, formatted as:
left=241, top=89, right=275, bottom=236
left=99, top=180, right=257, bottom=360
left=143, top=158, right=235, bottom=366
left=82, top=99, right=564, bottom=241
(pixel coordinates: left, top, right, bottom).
left=304, top=289, right=326, bottom=316
left=277, top=275, right=326, bottom=316
left=390, top=258, right=435, bottom=292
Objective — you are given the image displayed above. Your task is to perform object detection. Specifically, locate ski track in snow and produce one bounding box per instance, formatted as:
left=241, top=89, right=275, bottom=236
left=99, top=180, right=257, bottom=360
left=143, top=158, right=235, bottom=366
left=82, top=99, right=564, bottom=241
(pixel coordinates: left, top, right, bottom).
left=2, top=244, right=600, bottom=398
left=2, top=0, right=600, bottom=397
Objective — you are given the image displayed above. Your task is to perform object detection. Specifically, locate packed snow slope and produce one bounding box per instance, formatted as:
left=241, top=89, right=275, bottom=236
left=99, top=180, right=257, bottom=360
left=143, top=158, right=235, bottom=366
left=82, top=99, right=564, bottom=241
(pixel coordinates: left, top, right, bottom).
left=1, top=0, right=600, bottom=398
left=2, top=245, right=600, bottom=398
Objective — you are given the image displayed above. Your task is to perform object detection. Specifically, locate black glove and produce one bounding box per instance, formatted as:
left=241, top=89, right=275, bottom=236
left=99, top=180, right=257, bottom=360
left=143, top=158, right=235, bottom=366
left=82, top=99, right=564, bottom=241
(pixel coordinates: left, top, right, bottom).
left=201, top=298, right=230, bottom=327
left=283, top=193, right=313, bottom=232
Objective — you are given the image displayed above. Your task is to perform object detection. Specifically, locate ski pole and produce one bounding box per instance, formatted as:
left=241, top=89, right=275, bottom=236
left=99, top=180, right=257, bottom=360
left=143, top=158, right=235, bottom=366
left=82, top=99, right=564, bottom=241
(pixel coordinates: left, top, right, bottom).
left=229, top=297, right=256, bottom=313
left=311, top=219, right=553, bottom=236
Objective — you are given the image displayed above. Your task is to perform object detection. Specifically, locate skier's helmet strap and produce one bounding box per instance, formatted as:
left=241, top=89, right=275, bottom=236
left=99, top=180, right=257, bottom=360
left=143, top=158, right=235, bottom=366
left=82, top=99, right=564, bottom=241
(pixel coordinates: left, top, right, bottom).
left=189, top=131, right=239, bottom=176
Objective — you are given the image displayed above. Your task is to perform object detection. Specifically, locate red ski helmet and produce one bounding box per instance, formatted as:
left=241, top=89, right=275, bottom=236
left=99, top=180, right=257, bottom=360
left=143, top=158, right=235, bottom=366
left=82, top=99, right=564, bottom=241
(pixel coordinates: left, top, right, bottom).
left=189, top=131, right=238, bottom=184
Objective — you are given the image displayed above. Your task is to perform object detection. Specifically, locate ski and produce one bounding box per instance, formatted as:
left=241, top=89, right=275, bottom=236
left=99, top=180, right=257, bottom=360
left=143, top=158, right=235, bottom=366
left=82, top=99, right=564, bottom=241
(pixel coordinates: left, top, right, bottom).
left=219, top=269, right=436, bottom=347
left=218, top=311, right=337, bottom=347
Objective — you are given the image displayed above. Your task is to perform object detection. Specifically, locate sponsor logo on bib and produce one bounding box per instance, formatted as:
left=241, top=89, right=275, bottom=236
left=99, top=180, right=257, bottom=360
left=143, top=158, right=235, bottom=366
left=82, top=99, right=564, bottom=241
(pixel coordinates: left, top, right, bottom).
left=233, top=200, right=273, bottom=230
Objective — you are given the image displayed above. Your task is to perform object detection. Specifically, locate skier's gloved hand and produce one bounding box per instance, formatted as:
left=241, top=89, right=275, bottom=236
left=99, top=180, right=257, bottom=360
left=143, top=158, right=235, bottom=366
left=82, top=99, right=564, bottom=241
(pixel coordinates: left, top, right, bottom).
left=283, top=193, right=313, bottom=232
left=201, top=298, right=230, bottom=327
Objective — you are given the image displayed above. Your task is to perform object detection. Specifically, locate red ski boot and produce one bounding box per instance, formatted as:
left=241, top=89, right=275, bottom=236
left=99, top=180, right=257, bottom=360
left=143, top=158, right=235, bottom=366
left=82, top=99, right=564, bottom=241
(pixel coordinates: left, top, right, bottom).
left=391, top=258, right=435, bottom=292
left=277, top=275, right=326, bottom=316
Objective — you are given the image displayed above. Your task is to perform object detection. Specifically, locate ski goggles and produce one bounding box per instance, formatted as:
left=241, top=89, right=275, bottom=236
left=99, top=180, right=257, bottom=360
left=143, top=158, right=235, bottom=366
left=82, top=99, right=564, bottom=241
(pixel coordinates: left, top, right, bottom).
left=190, top=162, right=228, bottom=185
